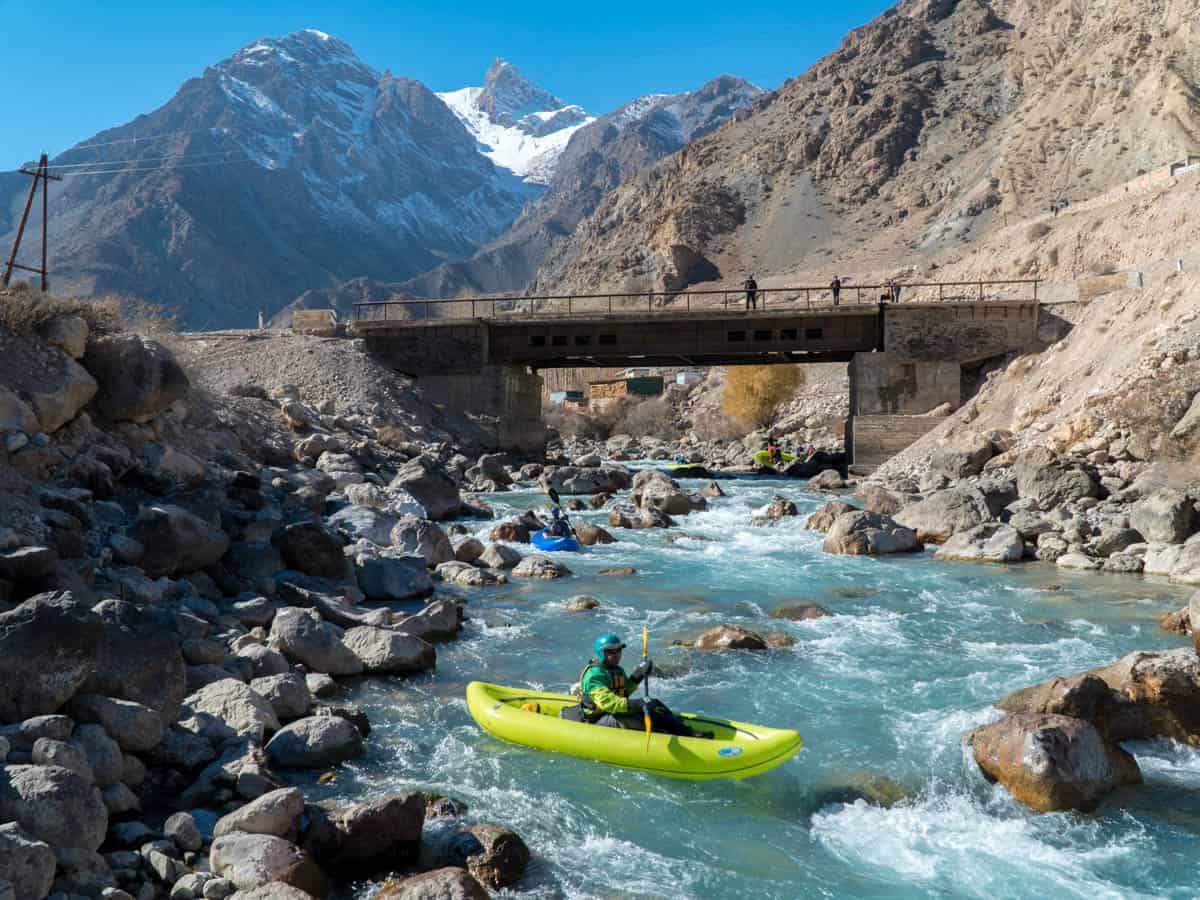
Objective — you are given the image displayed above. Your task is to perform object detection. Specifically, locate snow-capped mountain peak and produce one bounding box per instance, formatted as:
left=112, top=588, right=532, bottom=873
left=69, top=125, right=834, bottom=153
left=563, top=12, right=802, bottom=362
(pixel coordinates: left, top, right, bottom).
left=437, top=59, right=593, bottom=186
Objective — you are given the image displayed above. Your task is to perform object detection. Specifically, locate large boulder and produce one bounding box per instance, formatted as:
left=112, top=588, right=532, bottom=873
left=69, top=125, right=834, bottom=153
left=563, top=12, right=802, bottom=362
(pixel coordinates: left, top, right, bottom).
left=857, top=484, right=905, bottom=517
left=822, top=511, right=922, bottom=556
left=82, top=334, right=189, bottom=423
left=214, top=787, right=305, bottom=840
left=209, top=833, right=328, bottom=897
left=1171, top=536, right=1200, bottom=585
left=895, top=487, right=992, bottom=544
left=65, top=695, right=162, bottom=753
left=511, top=555, right=572, bottom=579
left=25, top=358, right=97, bottom=433
left=805, top=500, right=857, bottom=533
left=1012, top=447, right=1099, bottom=509
left=630, top=470, right=705, bottom=516
left=0, top=822, right=56, bottom=900
left=421, top=822, right=530, bottom=890
left=0, top=385, right=39, bottom=434
left=265, top=716, right=363, bottom=769
left=0, top=592, right=102, bottom=722
left=250, top=674, right=313, bottom=721
left=808, top=469, right=846, bottom=491
left=390, top=517, right=455, bottom=567
left=691, top=625, right=769, bottom=651
left=375, top=868, right=488, bottom=900
left=540, top=465, right=632, bottom=496
left=436, top=561, right=506, bottom=587
left=0, top=764, right=108, bottom=851
left=389, top=457, right=462, bottom=521
left=608, top=503, right=673, bottom=529
left=933, top=523, right=1024, bottom=563
left=270, top=609, right=363, bottom=677
left=81, top=600, right=187, bottom=723
left=342, top=627, right=436, bottom=674
left=301, top=792, right=424, bottom=875
left=327, top=506, right=397, bottom=546
left=964, top=713, right=1140, bottom=812
left=271, top=523, right=345, bottom=578
left=128, top=505, right=230, bottom=577
left=182, top=679, right=281, bottom=743
left=393, top=599, right=463, bottom=642
left=928, top=431, right=994, bottom=479
left=574, top=522, right=616, bottom=546
left=478, top=543, right=521, bottom=569
left=1130, top=489, right=1195, bottom=544
left=353, top=551, right=435, bottom=603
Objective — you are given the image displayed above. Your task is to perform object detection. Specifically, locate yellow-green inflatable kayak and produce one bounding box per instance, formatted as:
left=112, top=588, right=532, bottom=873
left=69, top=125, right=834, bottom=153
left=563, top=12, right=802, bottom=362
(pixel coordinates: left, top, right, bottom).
left=466, top=681, right=802, bottom=780
left=754, top=449, right=797, bottom=467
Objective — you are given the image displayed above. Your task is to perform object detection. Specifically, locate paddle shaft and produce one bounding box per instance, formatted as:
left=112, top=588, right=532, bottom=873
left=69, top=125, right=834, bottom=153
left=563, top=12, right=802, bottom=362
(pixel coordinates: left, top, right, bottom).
left=546, top=487, right=577, bottom=537
left=642, top=627, right=652, bottom=747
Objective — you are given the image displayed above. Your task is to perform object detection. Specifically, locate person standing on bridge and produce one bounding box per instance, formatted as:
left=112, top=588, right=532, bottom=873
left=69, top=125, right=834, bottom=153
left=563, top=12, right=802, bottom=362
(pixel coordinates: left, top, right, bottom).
left=830, top=276, right=841, bottom=306
left=744, top=274, right=758, bottom=310
left=889, top=279, right=901, bottom=303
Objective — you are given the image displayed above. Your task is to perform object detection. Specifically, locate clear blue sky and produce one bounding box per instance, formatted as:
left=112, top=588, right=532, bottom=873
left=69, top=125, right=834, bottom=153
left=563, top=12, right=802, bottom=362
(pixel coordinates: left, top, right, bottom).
left=0, top=0, right=892, bottom=170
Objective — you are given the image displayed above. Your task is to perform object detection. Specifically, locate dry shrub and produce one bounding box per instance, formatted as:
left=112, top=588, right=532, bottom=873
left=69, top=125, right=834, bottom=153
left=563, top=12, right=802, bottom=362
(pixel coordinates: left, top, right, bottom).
left=544, top=404, right=613, bottom=441
left=612, top=397, right=680, bottom=440
left=1027, top=222, right=1051, bottom=240
left=692, top=412, right=743, bottom=442
left=120, top=297, right=179, bottom=336
left=228, top=382, right=271, bottom=400
left=0, top=291, right=123, bottom=337
left=721, top=365, right=806, bottom=427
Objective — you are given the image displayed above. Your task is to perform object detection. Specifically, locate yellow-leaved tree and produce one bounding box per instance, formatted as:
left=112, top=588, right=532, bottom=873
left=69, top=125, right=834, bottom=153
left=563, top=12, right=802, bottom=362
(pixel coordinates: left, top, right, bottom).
left=720, top=364, right=805, bottom=427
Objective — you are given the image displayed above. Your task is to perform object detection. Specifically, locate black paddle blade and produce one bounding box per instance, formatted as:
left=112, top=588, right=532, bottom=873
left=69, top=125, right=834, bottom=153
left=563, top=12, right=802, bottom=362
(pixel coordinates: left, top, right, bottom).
left=548, top=487, right=561, bottom=506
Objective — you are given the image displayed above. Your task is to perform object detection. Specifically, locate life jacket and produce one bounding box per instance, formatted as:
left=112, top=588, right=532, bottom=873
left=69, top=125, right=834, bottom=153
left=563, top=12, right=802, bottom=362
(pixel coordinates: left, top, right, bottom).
left=577, top=660, right=627, bottom=721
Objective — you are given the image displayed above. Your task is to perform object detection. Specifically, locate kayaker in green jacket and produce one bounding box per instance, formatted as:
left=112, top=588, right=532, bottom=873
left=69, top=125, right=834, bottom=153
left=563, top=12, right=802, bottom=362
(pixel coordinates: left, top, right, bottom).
left=576, top=633, right=709, bottom=737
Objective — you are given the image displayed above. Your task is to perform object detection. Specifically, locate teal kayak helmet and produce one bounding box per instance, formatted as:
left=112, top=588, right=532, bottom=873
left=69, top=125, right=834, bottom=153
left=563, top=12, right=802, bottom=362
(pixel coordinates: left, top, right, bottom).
left=594, top=633, right=626, bottom=656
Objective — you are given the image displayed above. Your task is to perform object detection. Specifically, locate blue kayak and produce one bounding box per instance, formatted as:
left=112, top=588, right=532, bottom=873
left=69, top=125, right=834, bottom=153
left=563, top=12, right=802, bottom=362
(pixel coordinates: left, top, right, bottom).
left=531, top=529, right=583, bottom=552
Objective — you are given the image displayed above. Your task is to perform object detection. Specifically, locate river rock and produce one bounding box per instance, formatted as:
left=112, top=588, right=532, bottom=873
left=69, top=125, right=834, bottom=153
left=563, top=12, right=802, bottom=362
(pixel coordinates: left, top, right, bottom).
left=1056, top=552, right=1101, bottom=571
left=452, top=538, right=484, bottom=563
left=83, top=334, right=189, bottom=423
left=183, top=679, right=281, bottom=743
left=0, top=591, right=102, bottom=721
left=1130, top=489, right=1195, bottom=544
left=67, top=696, right=161, bottom=758
left=31, top=738, right=93, bottom=783
left=375, top=868, right=489, bottom=900
left=390, top=517, right=455, bottom=566
left=270, top=609, right=363, bottom=677
left=164, top=811, right=204, bottom=852
left=933, top=523, right=1024, bottom=563
left=271, top=523, right=345, bottom=578
left=769, top=603, right=830, bottom=620
left=342, top=627, right=435, bottom=674
left=393, top=598, right=463, bottom=642
left=895, top=487, right=992, bottom=544
left=540, top=465, right=631, bottom=496
left=0, top=385, right=39, bottom=435
left=574, top=522, right=616, bottom=546
left=436, top=561, right=506, bottom=587
left=327, top=506, right=397, bottom=546
left=805, top=500, right=856, bottom=533
left=630, top=470, right=706, bottom=516
left=214, top=787, right=304, bottom=840
left=0, top=764, right=108, bottom=851
left=964, top=713, right=1140, bottom=812
left=478, top=543, right=521, bottom=569
left=129, top=505, right=230, bottom=578
left=691, top=625, right=769, bottom=651
left=1013, top=447, right=1099, bottom=509
left=822, top=511, right=922, bottom=555
left=209, top=833, right=327, bottom=896
left=1168, top=536, right=1200, bottom=585
left=389, top=457, right=462, bottom=521
left=858, top=484, right=904, bottom=516
left=808, top=469, right=845, bottom=491
left=421, top=821, right=530, bottom=890
left=265, top=716, right=363, bottom=769
left=928, top=431, right=994, bottom=479
left=608, top=503, right=673, bottom=529
left=0, top=821, right=55, bottom=900
left=755, top=495, right=799, bottom=522
left=25, top=356, right=97, bottom=433
left=565, top=596, right=600, bottom=612
left=0, top=716, right=74, bottom=751
left=512, top=555, right=572, bottom=579
left=302, top=792, right=424, bottom=875
left=354, top=551, right=435, bottom=603
left=249, top=675, right=313, bottom=721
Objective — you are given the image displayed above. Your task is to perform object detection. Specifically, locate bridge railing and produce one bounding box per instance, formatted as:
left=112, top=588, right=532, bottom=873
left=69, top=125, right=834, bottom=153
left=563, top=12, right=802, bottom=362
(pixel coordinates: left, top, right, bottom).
left=352, top=279, right=1041, bottom=324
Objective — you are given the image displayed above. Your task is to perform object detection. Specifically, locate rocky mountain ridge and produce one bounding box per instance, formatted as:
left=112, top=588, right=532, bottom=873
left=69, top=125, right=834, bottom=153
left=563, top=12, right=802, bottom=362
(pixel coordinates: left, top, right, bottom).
left=532, top=0, right=1200, bottom=294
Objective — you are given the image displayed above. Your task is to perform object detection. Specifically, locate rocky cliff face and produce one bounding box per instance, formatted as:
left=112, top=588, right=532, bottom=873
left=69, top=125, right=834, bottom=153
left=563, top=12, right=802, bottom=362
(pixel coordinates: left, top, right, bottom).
left=532, top=0, right=1200, bottom=294
left=0, top=31, right=536, bottom=329
left=398, top=75, right=763, bottom=299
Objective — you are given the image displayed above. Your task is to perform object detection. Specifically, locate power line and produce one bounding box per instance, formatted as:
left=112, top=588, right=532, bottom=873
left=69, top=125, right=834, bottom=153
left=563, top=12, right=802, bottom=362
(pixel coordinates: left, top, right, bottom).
left=56, top=127, right=231, bottom=153
left=56, top=157, right=258, bottom=178
left=49, top=149, right=242, bottom=171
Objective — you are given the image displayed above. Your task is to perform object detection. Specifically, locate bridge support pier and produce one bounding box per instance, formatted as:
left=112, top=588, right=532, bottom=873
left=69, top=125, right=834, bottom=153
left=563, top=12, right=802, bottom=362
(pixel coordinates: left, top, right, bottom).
left=417, top=364, right=546, bottom=455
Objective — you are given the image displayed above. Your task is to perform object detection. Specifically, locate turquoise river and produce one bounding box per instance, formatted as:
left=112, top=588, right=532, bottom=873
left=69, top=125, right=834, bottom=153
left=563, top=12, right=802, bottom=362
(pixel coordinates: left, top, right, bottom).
left=316, top=471, right=1200, bottom=899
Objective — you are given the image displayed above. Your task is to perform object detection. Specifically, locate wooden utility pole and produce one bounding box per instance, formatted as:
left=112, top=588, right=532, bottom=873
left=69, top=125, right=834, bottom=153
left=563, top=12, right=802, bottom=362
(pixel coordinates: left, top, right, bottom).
left=2, top=153, right=62, bottom=292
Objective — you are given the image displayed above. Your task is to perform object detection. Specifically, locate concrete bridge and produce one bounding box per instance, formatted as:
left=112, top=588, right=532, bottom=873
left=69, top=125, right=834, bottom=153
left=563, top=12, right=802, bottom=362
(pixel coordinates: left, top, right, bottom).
left=349, top=281, right=1045, bottom=467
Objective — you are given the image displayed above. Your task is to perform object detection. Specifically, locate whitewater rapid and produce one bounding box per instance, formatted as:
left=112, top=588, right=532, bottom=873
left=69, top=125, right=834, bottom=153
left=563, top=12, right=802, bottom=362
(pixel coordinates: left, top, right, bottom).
left=312, top=471, right=1200, bottom=899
